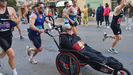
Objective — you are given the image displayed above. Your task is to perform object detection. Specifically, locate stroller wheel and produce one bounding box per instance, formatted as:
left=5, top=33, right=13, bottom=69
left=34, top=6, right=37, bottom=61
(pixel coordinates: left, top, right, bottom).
left=56, top=52, right=80, bottom=75
left=113, top=68, right=131, bottom=75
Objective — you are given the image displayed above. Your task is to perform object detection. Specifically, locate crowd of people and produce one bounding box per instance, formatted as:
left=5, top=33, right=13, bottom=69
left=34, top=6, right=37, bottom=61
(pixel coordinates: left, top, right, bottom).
left=0, top=0, right=132, bottom=75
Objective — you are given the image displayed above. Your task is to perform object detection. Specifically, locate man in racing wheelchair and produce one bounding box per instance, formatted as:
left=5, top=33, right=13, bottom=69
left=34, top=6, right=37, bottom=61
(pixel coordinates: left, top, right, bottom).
left=59, top=23, right=124, bottom=73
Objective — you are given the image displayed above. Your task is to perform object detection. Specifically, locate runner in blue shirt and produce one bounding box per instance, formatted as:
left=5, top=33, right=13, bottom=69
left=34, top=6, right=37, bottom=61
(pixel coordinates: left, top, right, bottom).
left=26, top=2, right=59, bottom=64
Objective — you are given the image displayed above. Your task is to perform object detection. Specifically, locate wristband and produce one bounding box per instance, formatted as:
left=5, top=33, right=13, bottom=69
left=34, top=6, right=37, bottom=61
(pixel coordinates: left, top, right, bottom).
left=39, top=30, right=42, bottom=33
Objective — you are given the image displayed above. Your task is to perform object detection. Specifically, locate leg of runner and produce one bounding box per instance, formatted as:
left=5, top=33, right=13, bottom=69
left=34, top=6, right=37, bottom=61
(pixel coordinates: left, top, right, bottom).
left=26, top=46, right=43, bottom=64
left=16, top=25, right=24, bottom=39
left=0, top=50, right=6, bottom=69
left=109, top=35, right=122, bottom=54
left=6, top=48, right=17, bottom=75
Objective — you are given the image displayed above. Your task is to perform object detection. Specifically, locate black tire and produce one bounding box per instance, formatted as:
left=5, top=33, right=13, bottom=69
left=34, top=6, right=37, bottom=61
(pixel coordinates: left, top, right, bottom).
left=56, top=52, right=80, bottom=75
left=113, top=68, right=131, bottom=75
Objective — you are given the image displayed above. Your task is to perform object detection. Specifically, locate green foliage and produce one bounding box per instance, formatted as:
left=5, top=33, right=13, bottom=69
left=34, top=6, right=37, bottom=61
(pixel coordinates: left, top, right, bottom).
left=87, top=3, right=92, bottom=16
left=7, top=0, right=18, bottom=11
left=58, top=7, right=64, bottom=18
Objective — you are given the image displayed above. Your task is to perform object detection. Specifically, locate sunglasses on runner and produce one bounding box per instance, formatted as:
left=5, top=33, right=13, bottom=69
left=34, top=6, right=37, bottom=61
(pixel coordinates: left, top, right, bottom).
left=0, top=0, right=8, bottom=2
left=39, top=7, right=44, bottom=9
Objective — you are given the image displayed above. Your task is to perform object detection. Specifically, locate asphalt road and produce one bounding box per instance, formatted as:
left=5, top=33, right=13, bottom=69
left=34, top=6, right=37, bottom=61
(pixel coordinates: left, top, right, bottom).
left=0, top=22, right=133, bottom=75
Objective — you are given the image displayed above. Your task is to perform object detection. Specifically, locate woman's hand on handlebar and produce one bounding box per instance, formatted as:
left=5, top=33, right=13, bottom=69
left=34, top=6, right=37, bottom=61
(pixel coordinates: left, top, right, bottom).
left=39, top=29, right=45, bottom=33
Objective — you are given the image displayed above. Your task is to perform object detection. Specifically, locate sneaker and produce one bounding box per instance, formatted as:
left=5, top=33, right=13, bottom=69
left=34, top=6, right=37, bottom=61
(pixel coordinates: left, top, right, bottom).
left=97, top=25, right=99, bottom=27
left=103, top=32, right=108, bottom=42
left=107, top=26, right=110, bottom=28
left=29, top=58, right=37, bottom=64
left=126, top=28, right=128, bottom=30
left=108, top=49, right=118, bottom=54
left=20, top=36, right=24, bottom=39
left=26, top=46, right=31, bottom=56
left=129, top=28, right=131, bottom=30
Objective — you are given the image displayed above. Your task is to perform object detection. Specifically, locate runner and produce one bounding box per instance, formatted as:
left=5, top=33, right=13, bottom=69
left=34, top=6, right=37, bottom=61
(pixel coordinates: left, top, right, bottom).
left=0, top=0, right=20, bottom=75
left=26, top=2, right=59, bottom=64
left=62, top=1, right=69, bottom=24
left=103, top=0, right=126, bottom=54
left=23, top=7, right=32, bottom=23
left=11, top=21, right=24, bottom=39
left=82, top=5, right=88, bottom=26
left=32, top=5, right=37, bottom=13
left=65, top=0, right=78, bottom=35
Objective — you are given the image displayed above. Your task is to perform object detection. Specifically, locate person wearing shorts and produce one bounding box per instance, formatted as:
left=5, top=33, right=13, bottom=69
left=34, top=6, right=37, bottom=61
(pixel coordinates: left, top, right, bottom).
left=23, top=7, right=32, bottom=23
left=11, top=21, right=24, bottom=39
left=102, top=0, right=126, bottom=54
left=26, top=2, right=59, bottom=64
left=65, top=0, right=78, bottom=36
left=0, top=0, right=20, bottom=75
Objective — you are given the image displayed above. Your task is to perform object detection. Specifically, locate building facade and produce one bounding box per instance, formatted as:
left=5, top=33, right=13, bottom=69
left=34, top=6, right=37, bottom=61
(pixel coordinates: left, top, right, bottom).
left=16, top=0, right=38, bottom=18
left=86, top=0, right=133, bottom=16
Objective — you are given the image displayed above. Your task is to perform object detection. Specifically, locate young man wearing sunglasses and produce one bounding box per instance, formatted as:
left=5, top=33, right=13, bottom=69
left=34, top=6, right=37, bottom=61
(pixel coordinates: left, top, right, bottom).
left=26, top=2, right=59, bottom=64
left=0, top=0, right=20, bottom=75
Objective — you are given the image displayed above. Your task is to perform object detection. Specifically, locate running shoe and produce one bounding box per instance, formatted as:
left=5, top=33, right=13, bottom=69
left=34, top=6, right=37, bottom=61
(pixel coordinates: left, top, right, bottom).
left=103, top=32, right=108, bottom=42
left=108, top=49, right=118, bottom=54
left=26, top=46, right=31, bottom=56
left=20, top=36, right=24, bottom=39
left=129, top=28, right=131, bottom=30
left=29, top=58, right=37, bottom=64
left=97, top=25, right=99, bottom=27
left=107, top=26, right=110, bottom=28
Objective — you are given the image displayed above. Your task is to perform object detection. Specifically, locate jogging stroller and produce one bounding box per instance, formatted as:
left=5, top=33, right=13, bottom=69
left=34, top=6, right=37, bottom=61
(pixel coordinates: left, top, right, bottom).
left=43, top=16, right=131, bottom=75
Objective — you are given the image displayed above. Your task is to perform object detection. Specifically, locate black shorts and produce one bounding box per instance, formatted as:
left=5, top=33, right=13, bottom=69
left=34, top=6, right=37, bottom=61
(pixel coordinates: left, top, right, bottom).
left=0, top=36, right=12, bottom=52
left=28, top=33, right=41, bottom=49
left=111, top=24, right=122, bottom=35
left=69, top=21, right=77, bottom=27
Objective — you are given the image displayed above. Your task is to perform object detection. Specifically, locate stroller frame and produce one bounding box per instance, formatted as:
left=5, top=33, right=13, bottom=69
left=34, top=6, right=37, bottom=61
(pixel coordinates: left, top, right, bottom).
left=43, top=16, right=131, bottom=75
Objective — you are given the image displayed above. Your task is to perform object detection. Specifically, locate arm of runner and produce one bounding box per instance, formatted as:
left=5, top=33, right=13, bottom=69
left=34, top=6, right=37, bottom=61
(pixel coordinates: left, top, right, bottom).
left=62, top=9, right=65, bottom=18
left=8, top=7, right=20, bottom=24
left=65, top=7, right=75, bottom=24
left=115, top=0, right=126, bottom=14
left=29, top=14, right=39, bottom=31
left=23, top=11, right=28, bottom=21
left=45, top=18, right=61, bottom=26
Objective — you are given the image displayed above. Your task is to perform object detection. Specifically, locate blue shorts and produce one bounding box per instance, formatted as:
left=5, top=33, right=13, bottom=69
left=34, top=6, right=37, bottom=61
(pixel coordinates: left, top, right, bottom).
left=28, top=33, right=41, bottom=49
left=12, top=21, right=17, bottom=27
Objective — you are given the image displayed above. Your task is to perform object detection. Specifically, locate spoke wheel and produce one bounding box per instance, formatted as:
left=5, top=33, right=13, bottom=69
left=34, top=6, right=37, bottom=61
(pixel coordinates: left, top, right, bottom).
left=56, top=52, right=80, bottom=75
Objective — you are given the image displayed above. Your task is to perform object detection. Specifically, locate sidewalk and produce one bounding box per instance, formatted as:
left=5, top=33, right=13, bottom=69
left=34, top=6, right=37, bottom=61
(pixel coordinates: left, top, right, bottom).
left=54, top=20, right=133, bottom=26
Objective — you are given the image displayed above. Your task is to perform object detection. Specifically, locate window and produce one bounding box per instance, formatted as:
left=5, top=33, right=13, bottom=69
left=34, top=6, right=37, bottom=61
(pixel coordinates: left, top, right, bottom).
left=111, top=0, right=118, bottom=11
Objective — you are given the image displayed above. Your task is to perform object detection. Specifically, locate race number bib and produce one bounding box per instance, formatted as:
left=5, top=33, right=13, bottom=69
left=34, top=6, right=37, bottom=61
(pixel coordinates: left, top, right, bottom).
left=0, top=23, right=10, bottom=32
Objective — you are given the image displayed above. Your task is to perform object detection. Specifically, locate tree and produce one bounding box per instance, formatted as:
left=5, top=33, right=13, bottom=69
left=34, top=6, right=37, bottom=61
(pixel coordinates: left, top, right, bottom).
left=7, top=0, right=18, bottom=11
left=87, top=3, right=92, bottom=16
